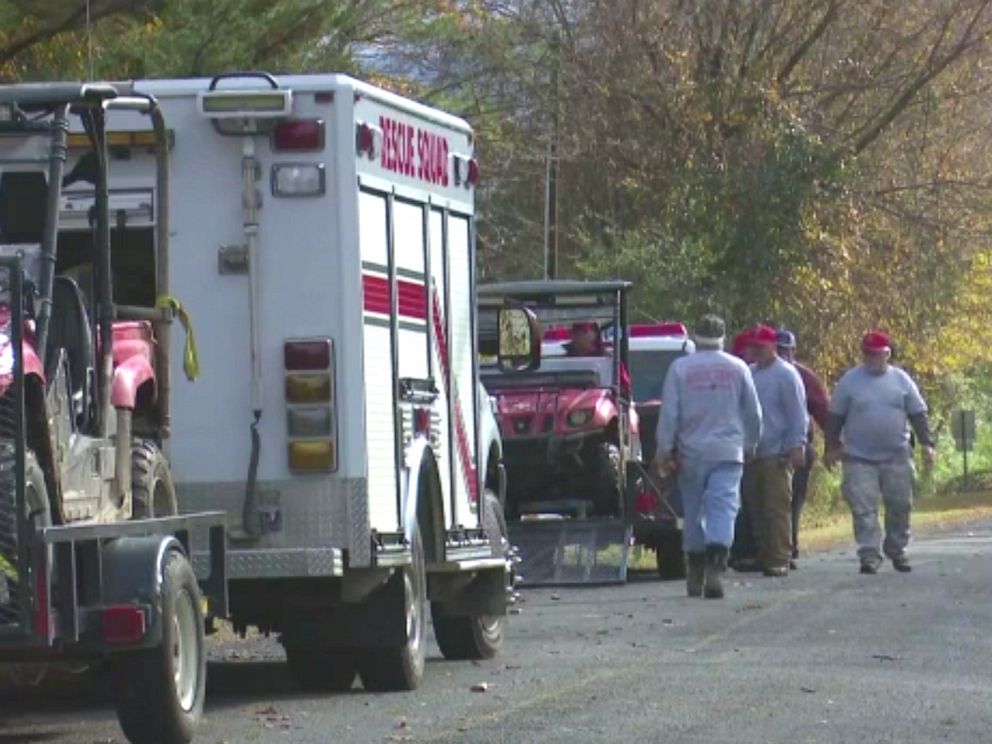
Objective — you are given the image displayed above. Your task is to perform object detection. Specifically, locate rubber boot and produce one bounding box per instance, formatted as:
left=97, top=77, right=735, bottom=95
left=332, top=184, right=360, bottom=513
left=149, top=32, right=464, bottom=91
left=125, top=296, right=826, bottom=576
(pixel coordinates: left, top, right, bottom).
left=703, top=544, right=729, bottom=599
left=686, top=552, right=705, bottom=597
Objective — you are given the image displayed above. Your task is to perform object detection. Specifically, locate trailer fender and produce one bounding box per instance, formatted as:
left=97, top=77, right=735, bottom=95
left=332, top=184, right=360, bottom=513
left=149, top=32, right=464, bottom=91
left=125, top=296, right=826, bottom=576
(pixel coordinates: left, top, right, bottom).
left=111, top=354, right=156, bottom=409
left=100, top=534, right=185, bottom=646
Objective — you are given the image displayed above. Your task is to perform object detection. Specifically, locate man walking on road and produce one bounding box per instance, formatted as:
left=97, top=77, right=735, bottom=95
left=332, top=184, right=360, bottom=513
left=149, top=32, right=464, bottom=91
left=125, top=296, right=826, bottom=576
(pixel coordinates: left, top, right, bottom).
left=742, top=325, right=808, bottom=577
left=654, top=315, right=762, bottom=599
left=776, top=329, right=830, bottom=567
left=825, top=330, right=935, bottom=574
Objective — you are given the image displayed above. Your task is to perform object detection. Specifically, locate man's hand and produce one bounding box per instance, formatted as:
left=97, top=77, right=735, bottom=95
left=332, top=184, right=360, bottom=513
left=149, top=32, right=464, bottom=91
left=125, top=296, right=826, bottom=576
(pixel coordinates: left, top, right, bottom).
left=921, top=445, right=936, bottom=471
left=823, top=446, right=842, bottom=470
left=650, top=454, right=678, bottom=482
left=788, top=446, right=806, bottom=470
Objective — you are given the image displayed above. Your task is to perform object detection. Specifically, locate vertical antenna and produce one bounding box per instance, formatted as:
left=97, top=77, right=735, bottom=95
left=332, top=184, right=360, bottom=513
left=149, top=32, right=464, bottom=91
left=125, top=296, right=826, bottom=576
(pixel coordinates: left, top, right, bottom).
left=86, top=0, right=95, bottom=80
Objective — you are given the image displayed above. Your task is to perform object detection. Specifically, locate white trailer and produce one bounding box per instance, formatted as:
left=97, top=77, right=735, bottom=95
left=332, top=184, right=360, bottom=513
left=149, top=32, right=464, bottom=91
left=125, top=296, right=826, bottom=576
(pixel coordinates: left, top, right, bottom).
left=63, top=72, right=526, bottom=692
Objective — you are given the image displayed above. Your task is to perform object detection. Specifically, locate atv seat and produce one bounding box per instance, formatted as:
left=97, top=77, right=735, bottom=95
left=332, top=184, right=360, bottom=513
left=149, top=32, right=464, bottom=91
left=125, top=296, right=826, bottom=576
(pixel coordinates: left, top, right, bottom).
left=46, top=275, right=94, bottom=426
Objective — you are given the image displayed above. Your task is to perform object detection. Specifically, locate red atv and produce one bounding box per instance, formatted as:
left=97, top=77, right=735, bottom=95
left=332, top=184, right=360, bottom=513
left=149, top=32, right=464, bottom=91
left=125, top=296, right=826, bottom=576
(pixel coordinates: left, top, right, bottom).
left=479, top=281, right=638, bottom=520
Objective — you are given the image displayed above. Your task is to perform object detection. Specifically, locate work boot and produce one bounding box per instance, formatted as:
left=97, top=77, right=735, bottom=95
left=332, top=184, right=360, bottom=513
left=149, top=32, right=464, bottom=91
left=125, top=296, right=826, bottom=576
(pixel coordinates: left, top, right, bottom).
left=891, top=555, right=912, bottom=573
left=686, top=552, right=705, bottom=598
left=703, top=544, right=729, bottom=599
left=860, top=554, right=883, bottom=574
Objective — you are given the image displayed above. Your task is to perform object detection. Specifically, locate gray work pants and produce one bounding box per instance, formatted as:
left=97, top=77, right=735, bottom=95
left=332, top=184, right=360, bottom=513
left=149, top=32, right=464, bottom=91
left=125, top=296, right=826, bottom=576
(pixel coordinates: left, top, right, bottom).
left=841, top=458, right=914, bottom=561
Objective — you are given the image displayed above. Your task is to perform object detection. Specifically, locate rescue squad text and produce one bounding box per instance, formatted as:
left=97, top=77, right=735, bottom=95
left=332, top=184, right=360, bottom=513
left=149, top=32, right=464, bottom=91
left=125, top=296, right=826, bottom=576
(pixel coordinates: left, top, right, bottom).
left=380, top=115, right=450, bottom=187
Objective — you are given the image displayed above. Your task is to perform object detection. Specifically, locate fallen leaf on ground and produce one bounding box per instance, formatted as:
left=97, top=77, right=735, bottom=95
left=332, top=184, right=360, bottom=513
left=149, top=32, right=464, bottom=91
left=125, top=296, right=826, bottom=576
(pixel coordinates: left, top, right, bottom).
left=871, top=654, right=901, bottom=662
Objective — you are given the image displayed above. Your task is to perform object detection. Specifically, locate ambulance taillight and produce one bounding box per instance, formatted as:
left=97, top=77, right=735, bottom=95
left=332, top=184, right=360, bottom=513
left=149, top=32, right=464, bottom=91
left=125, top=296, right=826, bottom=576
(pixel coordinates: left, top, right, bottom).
left=271, top=118, right=324, bottom=151
left=284, top=338, right=337, bottom=472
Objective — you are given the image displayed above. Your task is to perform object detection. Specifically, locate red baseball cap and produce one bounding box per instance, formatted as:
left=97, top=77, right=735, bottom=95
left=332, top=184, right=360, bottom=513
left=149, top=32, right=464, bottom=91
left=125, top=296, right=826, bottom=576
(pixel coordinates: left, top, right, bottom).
left=731, top=329, right=753, bottom=356
left=572, top=321, right=599, bottom=333
left=862, top=329, right=891, bottom=353
left=749, top=325, right=778, bottom=347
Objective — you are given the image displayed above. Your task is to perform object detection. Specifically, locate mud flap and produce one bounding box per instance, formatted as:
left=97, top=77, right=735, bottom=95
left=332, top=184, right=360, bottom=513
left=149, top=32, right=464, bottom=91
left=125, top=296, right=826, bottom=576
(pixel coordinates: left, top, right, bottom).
left=508, top=518, right=632, bottom=587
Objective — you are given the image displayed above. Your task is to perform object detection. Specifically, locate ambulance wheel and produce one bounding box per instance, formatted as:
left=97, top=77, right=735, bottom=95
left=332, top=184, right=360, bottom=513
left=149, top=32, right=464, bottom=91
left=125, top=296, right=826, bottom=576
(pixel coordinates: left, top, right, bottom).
left=590, top=441, right=623, bottom=517
left=358, top=525, right=427, bottom=691
left=282, top=624, right=358, bottom=692
left=112, top=551, right=205, bottom=744
left=131, top=440, right=178, bottom=519
left=431, top=490, right=507, bottom=660
left=655, top=530, right=686, bottom=580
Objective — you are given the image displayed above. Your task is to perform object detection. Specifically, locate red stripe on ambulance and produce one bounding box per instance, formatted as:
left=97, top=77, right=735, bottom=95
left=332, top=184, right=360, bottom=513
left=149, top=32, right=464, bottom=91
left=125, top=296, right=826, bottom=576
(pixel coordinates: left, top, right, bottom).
left=431, top=287, right=478, bottom=503
left=362, top=274, right=427, bottom=322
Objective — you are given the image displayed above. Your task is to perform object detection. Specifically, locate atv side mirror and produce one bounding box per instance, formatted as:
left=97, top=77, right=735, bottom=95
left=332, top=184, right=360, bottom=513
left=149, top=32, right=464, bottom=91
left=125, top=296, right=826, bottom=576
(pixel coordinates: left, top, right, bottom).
left=497, top=306, right=540, bottom=372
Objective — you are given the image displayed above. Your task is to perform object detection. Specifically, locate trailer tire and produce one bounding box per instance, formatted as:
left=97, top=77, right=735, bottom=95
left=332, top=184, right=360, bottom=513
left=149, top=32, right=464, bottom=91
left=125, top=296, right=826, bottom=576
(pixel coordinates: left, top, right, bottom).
left=590, top=441, right=623, bottom=517
left=655, top=530, right=686, bottom=580
left=431, top=490, right=507, bottom=660
left=358, top=525, right=426, bottom=691
left=282, top=626, right=358, bottom=692
left=112, top=551, right=205, bottom=744
left=131, top=440, right=178, bottom=519
left=0, top=448, right=51, bottom=689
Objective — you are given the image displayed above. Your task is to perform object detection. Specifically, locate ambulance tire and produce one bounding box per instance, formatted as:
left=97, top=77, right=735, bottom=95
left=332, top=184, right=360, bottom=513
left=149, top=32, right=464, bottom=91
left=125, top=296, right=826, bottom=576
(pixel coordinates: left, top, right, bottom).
left=431, top=490, right=507, bottom=660
left=590, top=441, right=623, bottom=517
left=655, top=530, right=686, bottom=580
left=112, top=551, right=205, bottom=744
left=0, top=447, right=51, bottom=690
left=282, top=626, right=358, bottom=692
left=131, top=440, right=178, bottom=519
left=358, top=525, right=427, bottom=691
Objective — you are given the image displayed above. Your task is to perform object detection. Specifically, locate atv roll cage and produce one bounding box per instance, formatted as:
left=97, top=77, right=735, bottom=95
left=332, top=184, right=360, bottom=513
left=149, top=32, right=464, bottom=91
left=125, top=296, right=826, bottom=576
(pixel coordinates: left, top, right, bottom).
left=478, top=279, right=632, bottom=391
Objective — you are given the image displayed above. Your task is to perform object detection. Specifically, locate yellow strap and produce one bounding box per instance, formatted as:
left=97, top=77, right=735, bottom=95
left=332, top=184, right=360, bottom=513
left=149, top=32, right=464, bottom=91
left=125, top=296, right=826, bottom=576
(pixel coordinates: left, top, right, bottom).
left=156, top=295, right=201, bottom=381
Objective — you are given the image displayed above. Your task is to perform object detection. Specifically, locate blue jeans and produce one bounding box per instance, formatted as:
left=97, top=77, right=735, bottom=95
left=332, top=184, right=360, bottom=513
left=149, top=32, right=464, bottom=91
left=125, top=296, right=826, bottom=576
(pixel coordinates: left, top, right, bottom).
left=677, top=459, right=744, bottom=552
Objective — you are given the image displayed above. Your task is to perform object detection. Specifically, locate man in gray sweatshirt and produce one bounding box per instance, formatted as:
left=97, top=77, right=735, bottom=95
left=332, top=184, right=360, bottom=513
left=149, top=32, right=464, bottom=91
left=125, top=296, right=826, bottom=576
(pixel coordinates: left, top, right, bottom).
left=654, top=314, right=762, bottom=599
left=824, top=330, right=935, bottom=574
left=742, top=325, right=808, bottom=577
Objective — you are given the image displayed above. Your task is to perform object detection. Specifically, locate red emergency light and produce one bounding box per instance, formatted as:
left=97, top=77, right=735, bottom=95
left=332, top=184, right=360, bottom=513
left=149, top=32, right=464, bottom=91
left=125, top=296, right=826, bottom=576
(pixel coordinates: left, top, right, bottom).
left=355, top=121, right=378, bottom=159
left=272, top=118, right=324, bottom=152
left=284, top=339, right=332, bottom=371
left=453, top=155, right=480, bottom=187
left=630, top=322, right=688, bottom=338
left=543, top=326, right=571, bottom=341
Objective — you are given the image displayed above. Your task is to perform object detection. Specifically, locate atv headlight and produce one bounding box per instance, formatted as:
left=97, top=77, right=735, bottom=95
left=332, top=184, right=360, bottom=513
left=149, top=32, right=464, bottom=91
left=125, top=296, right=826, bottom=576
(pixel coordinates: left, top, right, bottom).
left=567, top=409, right=594, bottom=427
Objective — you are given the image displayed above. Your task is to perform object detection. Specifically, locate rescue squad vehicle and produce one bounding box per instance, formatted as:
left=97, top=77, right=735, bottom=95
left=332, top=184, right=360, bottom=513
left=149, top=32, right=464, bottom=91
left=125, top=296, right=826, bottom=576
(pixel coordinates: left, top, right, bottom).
left=60, top=72, right=529, bottom=693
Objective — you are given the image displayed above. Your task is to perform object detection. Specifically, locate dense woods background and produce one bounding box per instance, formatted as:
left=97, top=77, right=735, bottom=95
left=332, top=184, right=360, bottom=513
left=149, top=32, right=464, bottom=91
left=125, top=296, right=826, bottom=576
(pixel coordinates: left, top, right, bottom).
left=5, top=0, right=992, bottom=441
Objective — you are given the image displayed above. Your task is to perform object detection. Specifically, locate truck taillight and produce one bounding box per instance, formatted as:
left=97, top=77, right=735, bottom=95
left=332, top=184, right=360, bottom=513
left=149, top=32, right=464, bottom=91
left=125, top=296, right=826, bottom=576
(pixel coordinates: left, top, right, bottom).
left=272, top=118, right=324, bottom=151
left=284, top=339, right=331, bottom=370
left=285, top=338, right=337, bottom=472
left=285, top=374, right=331, bottom=403
left=289, top=440, right=335, bottom=471
left=287, top=407, right=331, bottom=436
left=102, top=605, right=147, bottom=645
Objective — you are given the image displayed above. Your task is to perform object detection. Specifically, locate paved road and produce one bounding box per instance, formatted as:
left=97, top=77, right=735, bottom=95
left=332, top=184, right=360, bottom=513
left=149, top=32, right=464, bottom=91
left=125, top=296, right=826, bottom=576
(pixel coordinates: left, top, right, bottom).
left=2, top=523, right=991, bottom=743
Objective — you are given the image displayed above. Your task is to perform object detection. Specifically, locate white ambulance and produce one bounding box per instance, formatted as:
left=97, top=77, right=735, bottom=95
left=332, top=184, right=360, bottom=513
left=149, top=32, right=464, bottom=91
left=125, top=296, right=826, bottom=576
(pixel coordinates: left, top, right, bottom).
left=60, top=72, right=528, bottom=692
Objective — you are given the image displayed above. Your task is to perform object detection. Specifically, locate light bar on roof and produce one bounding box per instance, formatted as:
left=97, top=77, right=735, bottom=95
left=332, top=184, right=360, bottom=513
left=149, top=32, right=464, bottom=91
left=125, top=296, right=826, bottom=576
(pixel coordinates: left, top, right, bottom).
left=630, top=322, right=688, bottom=338
left=197, top=89, right=293, bottom=119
